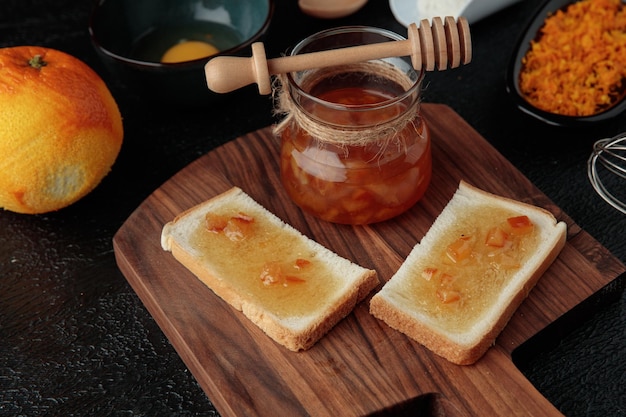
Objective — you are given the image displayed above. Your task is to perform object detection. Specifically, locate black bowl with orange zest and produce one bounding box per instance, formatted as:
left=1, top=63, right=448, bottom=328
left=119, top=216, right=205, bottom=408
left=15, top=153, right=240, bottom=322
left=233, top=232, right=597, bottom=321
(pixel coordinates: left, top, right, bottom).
left=506, top=0, right=626, bottom=126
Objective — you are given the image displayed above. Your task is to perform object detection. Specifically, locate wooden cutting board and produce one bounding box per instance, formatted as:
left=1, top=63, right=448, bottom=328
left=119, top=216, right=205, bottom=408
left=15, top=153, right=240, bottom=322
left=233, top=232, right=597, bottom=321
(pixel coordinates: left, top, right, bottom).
left=113, top=103, right=625, bottom=417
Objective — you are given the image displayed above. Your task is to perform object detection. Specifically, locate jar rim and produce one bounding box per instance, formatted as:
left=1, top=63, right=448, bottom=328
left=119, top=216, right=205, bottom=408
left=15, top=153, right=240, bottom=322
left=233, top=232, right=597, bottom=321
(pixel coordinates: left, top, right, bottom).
left=286, top=26, right=424, bottom=112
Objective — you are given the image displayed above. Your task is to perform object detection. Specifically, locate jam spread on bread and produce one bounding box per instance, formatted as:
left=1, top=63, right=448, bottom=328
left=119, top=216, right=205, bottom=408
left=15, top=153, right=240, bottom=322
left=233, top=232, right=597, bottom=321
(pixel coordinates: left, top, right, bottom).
left=192, top=208, right=338, bottom=317
left=259, top=260, right=309, bottom=286
left=206, top=212, right=311, bottom=286
left=205, top=212, right=254, bottom=242
left=408, top=208, right=539, bottom=331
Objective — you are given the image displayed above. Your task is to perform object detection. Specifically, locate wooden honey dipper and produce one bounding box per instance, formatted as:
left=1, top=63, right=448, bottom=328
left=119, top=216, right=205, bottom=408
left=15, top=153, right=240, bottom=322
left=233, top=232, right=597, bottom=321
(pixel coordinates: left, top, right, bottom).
left=205, top=17, right=471, bottom=95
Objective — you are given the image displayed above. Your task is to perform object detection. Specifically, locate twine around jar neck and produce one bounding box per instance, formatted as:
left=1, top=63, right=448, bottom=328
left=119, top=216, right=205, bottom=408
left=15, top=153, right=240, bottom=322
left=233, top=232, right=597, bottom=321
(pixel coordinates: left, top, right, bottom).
left=272, top=61, right=422, bottom=148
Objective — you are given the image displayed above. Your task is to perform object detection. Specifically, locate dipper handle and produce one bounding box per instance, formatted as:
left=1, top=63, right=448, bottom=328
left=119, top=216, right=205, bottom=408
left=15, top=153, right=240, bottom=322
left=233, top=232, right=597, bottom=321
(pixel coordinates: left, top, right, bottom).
left=205, top=17, right=471, bottom=95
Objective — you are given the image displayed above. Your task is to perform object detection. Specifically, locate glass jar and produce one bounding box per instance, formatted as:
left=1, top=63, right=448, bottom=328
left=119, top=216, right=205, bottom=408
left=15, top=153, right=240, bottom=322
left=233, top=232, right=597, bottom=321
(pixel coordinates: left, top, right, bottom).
left=276, top=26, right=431, bottom=225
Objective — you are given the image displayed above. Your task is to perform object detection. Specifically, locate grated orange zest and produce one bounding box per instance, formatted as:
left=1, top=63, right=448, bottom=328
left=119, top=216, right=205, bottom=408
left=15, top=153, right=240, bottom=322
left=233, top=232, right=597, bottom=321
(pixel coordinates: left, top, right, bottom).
left=519, top=0, right=626, bottom=116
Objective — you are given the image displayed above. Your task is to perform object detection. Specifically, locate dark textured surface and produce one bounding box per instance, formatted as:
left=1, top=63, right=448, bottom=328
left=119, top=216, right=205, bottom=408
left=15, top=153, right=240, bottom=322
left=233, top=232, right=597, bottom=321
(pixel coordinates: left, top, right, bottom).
left=0, top=1, right=625, bottom=416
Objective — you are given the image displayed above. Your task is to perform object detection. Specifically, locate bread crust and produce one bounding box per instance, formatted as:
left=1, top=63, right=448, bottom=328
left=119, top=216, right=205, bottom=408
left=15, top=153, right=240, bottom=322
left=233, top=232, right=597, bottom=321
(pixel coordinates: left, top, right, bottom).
left=162, top=187, right=378, bottom=351
left=370, top=180, right=567, bottom=365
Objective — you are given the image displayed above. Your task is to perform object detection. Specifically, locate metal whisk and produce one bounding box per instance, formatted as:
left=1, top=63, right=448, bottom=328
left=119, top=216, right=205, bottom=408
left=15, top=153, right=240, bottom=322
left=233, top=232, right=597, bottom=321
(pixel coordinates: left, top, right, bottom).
left=588, top=133, right=626, bottom=215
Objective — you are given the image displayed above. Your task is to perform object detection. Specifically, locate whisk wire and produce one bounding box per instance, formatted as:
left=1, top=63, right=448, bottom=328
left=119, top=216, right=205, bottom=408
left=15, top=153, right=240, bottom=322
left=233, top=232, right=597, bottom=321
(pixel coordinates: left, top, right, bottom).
left=588, top=134, right=626, bottom=215
left=596, top=142, right=626, bottom=178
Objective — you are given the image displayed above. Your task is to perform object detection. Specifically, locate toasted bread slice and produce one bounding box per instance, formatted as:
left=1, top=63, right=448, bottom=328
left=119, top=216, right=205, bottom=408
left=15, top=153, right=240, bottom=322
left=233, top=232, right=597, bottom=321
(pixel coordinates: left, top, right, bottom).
left=370, top=180, right=567, bottom=364
left=161, top=187, right=378, bottom=351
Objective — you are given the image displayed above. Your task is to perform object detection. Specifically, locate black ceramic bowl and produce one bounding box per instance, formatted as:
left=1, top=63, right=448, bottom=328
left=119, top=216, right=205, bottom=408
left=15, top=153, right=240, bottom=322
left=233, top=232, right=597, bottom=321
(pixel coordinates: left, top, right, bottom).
left=506, top=0, right=626, bottom=126
left=89, top=0, right=274, bottom=105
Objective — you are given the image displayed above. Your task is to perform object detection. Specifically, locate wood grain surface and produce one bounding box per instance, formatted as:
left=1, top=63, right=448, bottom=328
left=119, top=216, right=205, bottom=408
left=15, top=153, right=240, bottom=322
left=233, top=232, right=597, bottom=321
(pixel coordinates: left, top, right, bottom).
left=113, top=103, right=625, bottom=417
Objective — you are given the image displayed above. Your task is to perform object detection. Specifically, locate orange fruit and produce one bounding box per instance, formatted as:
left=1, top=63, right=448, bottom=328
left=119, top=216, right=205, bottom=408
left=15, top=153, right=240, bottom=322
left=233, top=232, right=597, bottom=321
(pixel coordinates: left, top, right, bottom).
left=0, top=46, right=123, bottom=214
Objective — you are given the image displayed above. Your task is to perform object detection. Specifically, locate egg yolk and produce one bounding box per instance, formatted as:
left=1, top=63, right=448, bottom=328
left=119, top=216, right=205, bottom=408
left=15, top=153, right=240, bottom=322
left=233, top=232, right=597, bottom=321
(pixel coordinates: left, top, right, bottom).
left=161, top=40, right=219, bottom=63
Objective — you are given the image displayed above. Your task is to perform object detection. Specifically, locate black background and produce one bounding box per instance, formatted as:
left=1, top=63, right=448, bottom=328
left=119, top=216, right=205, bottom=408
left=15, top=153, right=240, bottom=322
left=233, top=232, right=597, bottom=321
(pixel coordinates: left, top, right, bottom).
left=1, top=0, right=625, bottom=415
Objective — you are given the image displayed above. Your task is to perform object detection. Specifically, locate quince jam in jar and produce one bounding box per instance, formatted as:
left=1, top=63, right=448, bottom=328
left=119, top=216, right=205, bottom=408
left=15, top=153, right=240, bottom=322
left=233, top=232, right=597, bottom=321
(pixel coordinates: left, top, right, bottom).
left=276, top=27, right=430, bottom=225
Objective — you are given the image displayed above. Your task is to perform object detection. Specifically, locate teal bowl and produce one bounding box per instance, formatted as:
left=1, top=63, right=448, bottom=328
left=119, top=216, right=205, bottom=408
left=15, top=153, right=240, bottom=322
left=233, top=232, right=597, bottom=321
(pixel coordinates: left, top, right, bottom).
left=89, top=0, right=274, bottom=105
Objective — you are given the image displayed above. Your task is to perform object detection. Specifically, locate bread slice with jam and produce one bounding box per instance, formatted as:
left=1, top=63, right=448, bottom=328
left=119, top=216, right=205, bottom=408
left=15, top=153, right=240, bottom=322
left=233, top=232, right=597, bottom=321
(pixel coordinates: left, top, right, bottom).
left=370, top=180, right=567, bottom=365
left=161, top=187, right=378, bottom=351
